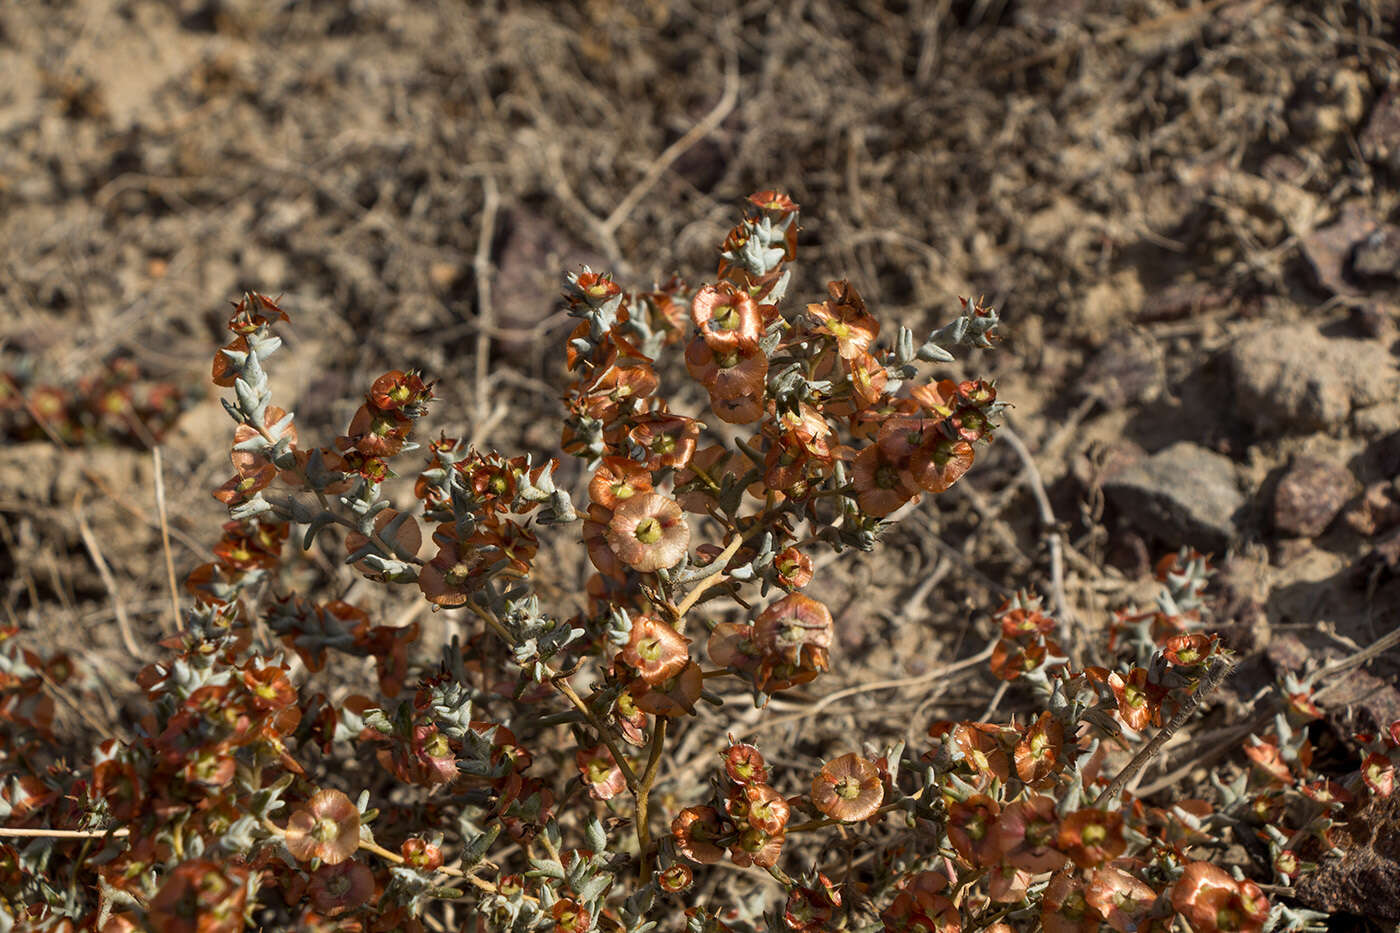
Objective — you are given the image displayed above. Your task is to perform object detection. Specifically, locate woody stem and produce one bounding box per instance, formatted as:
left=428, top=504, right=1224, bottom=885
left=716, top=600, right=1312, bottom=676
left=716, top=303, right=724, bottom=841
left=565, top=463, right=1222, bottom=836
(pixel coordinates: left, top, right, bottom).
left=635, top=717, right=669, bottom=883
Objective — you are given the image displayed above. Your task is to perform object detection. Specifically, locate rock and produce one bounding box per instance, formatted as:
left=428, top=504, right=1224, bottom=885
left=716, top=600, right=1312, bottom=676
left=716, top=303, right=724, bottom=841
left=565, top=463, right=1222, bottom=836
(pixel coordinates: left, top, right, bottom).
left=1300, top=202, right=1381, bottom=296
left=1352, top=226, right=1400, bottom=281
left=1289, top=68, right=1367, bottom=141
left=1356, top=401, right=1400, bottom=439
left=1361, top=88, right=1400, bottom=174
left=492, top=209, right=606, bottom=356
left=1080, top=331, right=1165, bottom=408
left=1295, top=778, right=1400, bottom=920
left=1137, top=281, right=1230, bottom=323
left=1349, top=303, right=1398, bottom=340
left=1271, top=456, right=1356, bottom=537
left=1226, top=325, right=1400, bottom=434
left=1344, top=481, right=1400, bottom=537
left=1103, top=441, right=1244, bottom=553
left=1072, top=270, right=1143, bottom=346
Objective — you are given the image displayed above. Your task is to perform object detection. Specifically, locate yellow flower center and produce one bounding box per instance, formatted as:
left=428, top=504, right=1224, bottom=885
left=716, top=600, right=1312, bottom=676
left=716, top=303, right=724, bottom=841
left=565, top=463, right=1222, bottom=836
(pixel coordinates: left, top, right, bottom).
left=635, top=517, right=663, bottom=544
left=312, top=816, right=340, bottom=843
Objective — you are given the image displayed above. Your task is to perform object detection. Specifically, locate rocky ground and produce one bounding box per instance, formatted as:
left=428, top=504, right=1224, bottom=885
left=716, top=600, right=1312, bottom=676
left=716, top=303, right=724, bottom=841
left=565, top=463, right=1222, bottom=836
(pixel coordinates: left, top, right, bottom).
left=1, top=0, right=1399, bottom=923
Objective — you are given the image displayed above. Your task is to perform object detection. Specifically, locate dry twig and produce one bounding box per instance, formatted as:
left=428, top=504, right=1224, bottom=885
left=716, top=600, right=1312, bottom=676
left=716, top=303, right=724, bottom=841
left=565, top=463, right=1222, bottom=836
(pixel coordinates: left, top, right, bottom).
left=73, top=494, right=141, bottom=660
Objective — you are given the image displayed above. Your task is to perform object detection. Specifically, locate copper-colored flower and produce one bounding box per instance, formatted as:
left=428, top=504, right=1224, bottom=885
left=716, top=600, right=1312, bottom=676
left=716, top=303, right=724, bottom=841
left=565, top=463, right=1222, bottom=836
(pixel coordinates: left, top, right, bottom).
left=685, top=336, right=768, bottom=399
left=341, top=402, right=415, bottom=459
left=946, top=794, right=1002, bottom=867
left=613, top=687, right=649, bottom=746
left=147, top=860, right=249, bottom=933
left=754, top=593, right=834, bottom=663
left=988, top=865, right=1034, bottom=904
left=845, top=350, right=889, bottom=408
left=582, top=360, right=660, bottom=419
left=749, top=593, right=833, bottom=693
left=183, top=748, right=236, bottom=789
left=807, top=281, right=879, bottom=359
left=707, top=621, right=759, bottom=672
left=730, top=827, right=785, bottom=868
left=692, top=283, right=763, bottom=348
left=589, top=456, right=654, bottom=508
left=1014, top=712, right=1065, bottom=786
left=811, top=753, right=884, bottom=822
left=283, top=789, right=362, bottom=865
left=576, top=745, right=628, bottom=801
left=773, top=547, right=814, bottom=590
left=881, top=871, right=959, bottom=933
left=1243, top=737, right=1293, bottom=785
left=227, top=291, right=289, bottom=332
left=1163, top=633, right=1215, bottom=667
left=606, top=493, right=690, bottom=572
left=417, top=527, right=486, bottom=606
left=851, top=443, right=918, bottom=517
left=776, top=404, right=838, bottom=459
left=657, top=863, right=694, bottom=893
left=1109, top=667, right=1158, bottom=733
left=748, top=190, right=798, bottom=214
left=1084, top=866, right=1156, bottom=932
left=1170, top=861, right=1268, bottom=933
left=990, top=636, right=1048, bottom=681
left=951, top=722, right=1012, bottom=784
left=212, top=520, right=287, bottom=572
left=1041, top=871, right=1098, bottom=933
left=993, top=795, right=1066, bottom=872
left=401, top=837, right=444, bottom=872
left=784, top=875, right=840, bottom=932
left=1299, top=777, right=1347, bottom=806
left=1056, top=808, right=1126, bottom=869
left=619, top=615, right=691, bottom=685
left=723, top=742, right=769, bottom=786
left=242, top=664, right=296, bottom=712
left=742, top=782, right=791, bottom=834
left=627, top=413, right=700, bottom=471
left=909, top=434, right=974, bottom=494
left=552, top=898, right=591, bottom=933
left=672, top=806, right=726, bottom=864
left=710, top=390, right=767, bottom=425
left=1363, top=752, right=1395, bottom=797
left=212, top=336, right=250, bottom=388
left=631, top=661, right=703, bottom=717
left=875, top=414, right=940, bottom=464
left=307, top=860, right=375, bottom=916
left=584, top=503, right=628, bottom=581
left=369, top=369, right=432, bottom=411
left=211, top=464, right=276, bottom=507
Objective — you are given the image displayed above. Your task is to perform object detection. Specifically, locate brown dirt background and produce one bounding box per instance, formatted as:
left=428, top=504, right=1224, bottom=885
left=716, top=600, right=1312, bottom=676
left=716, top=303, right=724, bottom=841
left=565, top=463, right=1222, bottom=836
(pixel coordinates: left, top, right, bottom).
left=2, top=0, right=1400, bottom=924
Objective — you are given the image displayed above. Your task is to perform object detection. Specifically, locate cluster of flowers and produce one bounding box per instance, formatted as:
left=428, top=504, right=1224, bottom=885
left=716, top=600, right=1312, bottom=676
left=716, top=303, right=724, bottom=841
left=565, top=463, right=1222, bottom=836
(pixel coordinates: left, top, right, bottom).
left=0, top=357, right=190, bottom=447
left=911, top=595, right=1269, bottom=932
left=669, top=744, right=885, bottom=882
left=1, top=194, right=1390, bottom=932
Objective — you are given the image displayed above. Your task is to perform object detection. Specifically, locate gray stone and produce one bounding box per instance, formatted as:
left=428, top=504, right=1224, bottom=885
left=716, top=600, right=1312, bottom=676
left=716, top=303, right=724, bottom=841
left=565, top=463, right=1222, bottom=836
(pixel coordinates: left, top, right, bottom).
left=1103, top=442, right=1244, bottom=554
left=1272, top=456, right=1356, bottom=537
left=1080, top=331, right=1166, bottom=408
left=1361, top=88, right=1400, bottom=175
left=1226, top=325, right=1399, bottom=434
left=1352, top=226, right=1400, bottom=281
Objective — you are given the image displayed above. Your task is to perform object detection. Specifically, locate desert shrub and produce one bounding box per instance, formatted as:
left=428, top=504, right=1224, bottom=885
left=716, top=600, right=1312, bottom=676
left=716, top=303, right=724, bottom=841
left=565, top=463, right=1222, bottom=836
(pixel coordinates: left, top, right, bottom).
left=0, top=192, right=1385, bottom=932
